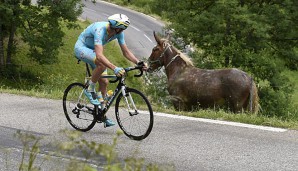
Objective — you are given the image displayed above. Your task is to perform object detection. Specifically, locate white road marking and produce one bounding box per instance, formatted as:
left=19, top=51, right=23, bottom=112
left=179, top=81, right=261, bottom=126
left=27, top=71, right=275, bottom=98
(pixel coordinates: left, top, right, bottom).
left=144, top=34, right=153, bottom=43
left=130, top=25, right=140, bottom=32
left=154, top=112, right=287, bottom=132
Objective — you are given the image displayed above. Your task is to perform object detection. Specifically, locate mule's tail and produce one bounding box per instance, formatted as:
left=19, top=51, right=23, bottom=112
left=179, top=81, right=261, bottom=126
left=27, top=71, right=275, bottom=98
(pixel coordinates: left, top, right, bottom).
left=249, top=77, right=259, bottom=114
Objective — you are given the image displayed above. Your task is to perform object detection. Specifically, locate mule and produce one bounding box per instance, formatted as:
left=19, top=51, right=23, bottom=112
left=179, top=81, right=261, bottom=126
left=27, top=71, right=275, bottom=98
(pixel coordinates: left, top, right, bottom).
left=147, top=32, right=259, bottom=113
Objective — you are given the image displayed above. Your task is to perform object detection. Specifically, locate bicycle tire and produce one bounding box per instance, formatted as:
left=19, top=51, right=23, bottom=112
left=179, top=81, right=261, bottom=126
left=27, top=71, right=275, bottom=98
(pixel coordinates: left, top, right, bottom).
left=115, top=88, right=153, bottom=140
left=63, top=82, right=98, bottom=132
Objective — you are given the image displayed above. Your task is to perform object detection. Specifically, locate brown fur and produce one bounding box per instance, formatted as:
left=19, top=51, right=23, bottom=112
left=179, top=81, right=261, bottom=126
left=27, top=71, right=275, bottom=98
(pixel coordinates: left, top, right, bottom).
left=148, top=32, right=259, bottom=113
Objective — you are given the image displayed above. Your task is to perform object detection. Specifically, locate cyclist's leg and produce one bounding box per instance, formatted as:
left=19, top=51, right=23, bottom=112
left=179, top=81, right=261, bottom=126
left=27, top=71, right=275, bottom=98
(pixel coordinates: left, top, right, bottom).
left=74, top=41, right=97, bottom=70
left=74, top=41, right=100, bottom=105
left=98, top=76, right=115, bottom=127
left=91, top=64, right=107, bottom=85
left=98, top=77, right=109, bottom=98
left=75, top=41, right=115, bottom=126
left=75, top=41, right=108, bottom=87
left=75, top=42, right=109, bottom=86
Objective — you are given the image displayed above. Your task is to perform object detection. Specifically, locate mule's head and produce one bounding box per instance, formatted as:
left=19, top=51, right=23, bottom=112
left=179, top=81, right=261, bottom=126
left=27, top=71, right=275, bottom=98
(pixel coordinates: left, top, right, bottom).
left=147, top=31, right=169, bottom=73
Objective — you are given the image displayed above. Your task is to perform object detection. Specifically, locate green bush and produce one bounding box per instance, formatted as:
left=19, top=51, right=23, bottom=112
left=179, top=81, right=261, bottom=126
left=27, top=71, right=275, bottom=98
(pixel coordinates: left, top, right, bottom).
left=144, top=70, right=172, bottom=109
left=259, top=86, right=298, bottom=120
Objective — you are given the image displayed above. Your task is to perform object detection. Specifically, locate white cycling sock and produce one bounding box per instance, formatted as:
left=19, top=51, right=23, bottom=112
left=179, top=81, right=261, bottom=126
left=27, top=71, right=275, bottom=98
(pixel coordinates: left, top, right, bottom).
left=87, top=80, right=96, bottom=92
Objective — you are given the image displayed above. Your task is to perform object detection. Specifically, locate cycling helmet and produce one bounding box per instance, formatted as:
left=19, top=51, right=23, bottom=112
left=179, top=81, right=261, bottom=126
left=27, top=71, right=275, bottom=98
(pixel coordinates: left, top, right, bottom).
left=108, top=14, right=130, bottom=30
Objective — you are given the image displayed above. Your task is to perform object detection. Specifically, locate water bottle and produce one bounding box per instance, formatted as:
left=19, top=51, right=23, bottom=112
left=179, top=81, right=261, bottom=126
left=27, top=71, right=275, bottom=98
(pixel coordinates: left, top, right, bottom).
left=105, top=90, right=113, bottom=103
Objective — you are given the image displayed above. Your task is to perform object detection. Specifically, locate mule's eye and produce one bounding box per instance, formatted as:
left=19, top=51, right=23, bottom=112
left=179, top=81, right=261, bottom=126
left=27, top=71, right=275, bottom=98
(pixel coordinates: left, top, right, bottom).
left=152, top=47, right=159, bottom=52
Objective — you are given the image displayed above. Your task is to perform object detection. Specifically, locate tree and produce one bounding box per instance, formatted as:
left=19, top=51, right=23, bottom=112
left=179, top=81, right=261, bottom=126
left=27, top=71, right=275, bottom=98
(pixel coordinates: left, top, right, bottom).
left=152, top=0, right=298, bottom=116
left=0, top=0, right=83, bottom=67
left=0, top=0, right=13, bottom=68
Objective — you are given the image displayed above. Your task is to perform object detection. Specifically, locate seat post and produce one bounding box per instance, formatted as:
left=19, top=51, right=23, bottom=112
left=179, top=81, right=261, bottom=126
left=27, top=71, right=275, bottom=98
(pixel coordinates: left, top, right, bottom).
left=86, top=63, right=91, bottom=77
left=84, top=63, right=92, bottom=84
left=77, top=59, right=92, bottom=84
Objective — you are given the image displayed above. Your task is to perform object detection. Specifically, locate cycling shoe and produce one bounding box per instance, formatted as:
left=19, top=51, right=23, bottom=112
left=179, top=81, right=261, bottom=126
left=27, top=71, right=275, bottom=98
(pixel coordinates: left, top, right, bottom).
left=105, top=118, right=115, bottom=127
left=84, top=90, right=100, bottom=105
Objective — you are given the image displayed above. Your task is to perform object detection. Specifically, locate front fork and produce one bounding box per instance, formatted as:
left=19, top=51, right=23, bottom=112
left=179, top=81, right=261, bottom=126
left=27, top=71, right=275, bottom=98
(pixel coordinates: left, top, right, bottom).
left=121, top=86, right=138, bottom=115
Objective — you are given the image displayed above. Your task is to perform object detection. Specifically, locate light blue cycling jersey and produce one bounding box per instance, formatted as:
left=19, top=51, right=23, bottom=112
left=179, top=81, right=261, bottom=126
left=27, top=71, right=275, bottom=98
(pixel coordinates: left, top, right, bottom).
left=78, top=21, right=125, bottom=49
left=74, top=22, right=126, bottom=70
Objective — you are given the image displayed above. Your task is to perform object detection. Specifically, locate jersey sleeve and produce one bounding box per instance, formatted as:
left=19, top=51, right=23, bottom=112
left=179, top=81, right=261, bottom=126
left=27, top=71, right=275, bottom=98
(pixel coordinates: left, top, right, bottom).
left=117, top=32, right=126, bottom=45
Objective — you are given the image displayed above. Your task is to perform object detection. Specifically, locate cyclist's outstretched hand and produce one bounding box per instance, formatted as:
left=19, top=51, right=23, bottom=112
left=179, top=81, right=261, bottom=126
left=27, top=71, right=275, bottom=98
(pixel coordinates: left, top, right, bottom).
left=114, top=67, right=125, bottom=77
left=137, top=61, right=148, bottom=71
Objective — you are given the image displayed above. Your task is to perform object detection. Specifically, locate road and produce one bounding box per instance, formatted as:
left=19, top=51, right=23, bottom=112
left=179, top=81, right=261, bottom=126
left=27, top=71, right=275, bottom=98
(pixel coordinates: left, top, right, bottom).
left=1, top=93, right=298, bottom=171
left=1, top=1, right=298, bottom=171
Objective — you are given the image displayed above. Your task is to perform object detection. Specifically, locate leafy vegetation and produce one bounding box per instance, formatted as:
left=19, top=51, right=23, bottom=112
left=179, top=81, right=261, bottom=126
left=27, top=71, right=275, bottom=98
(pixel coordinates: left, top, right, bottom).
left=104, top=0, right=298, bottom=122
left=0, top=0, right=83, bottom=67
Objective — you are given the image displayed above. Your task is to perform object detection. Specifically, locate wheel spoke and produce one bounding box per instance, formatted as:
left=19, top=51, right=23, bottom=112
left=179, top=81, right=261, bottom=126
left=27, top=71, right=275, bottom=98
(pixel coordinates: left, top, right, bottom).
left=63, top=83, right=97, bottom=132
left=115, top=88, right=153, bottom=140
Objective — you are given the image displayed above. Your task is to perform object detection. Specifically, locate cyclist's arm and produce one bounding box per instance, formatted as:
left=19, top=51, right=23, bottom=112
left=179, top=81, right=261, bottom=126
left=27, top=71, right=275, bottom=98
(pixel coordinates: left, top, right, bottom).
left=94, top=44, right=117, bottom=70
left=120, top=44, right=139, bottom=64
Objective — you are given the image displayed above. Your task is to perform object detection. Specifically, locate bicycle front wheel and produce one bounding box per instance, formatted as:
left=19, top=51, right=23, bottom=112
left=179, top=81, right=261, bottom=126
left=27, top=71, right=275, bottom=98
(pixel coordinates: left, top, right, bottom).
left=63, top=83, right=97, bottom=132
left=115, top=88, right=153, bottom=140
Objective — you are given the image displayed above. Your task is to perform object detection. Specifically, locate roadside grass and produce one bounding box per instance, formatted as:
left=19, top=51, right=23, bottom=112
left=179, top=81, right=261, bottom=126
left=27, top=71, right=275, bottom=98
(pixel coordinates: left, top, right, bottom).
left=285, top=70, right=298, bottom=106
left=0, top=20, right=298, bottom=130
left=151, top=106, right=298, bottom=130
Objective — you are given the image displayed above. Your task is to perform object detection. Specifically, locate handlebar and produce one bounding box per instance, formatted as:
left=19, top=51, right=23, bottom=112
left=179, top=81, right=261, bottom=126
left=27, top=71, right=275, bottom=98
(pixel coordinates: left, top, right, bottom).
left=109, top=63, right=145, bottom=83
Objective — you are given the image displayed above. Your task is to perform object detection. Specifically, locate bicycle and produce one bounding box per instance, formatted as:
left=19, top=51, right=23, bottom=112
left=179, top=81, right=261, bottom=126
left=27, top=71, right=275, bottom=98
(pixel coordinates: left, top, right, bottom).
left=63, top=61, right=154, bottom=140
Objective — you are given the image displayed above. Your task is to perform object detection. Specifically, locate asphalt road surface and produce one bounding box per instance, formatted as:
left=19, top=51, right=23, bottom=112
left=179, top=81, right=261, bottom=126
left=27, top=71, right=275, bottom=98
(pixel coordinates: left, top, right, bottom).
left=1, top=1, right=298, bottom=171
left=1, top=93, right=298, bottom=170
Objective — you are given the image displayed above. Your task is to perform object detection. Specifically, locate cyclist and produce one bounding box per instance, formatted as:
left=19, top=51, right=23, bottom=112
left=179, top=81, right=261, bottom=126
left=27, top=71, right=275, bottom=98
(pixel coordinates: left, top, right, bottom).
left=74, top=14, right=147, bottom=127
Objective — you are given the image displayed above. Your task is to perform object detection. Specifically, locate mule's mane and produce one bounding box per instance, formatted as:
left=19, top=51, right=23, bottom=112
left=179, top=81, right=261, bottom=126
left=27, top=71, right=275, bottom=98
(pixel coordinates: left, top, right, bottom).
left=172, top=46, right=194, bottom=66
left=161, top=38, right=194, bottom=66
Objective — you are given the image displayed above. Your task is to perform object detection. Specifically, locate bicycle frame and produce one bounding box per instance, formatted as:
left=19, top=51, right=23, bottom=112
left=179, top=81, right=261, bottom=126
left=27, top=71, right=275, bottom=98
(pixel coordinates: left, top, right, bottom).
left=100, top=78, right=123, bottom=114
left=100, top=75, right=139, bottom=116
left=79, top=60, right=140, bottom=120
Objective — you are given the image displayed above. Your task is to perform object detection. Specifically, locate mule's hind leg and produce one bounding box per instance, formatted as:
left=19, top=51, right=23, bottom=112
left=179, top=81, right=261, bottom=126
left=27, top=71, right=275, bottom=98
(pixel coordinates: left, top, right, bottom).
left=231, top=93, right=250, bottom=113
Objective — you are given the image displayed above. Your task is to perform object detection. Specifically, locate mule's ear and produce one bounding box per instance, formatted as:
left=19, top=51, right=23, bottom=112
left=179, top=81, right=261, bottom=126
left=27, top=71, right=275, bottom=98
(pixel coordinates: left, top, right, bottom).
left=153, top=31, right=162, bottom=45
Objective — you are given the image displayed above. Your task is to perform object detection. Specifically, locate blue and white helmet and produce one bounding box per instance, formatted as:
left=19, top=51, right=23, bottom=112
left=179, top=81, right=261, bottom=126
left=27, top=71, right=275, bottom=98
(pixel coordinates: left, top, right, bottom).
left=108, top=14, right=130, bottom=30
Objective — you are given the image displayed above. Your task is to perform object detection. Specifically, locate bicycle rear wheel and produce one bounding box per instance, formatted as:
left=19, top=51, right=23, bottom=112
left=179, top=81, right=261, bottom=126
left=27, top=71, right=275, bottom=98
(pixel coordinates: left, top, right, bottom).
left=115, top=88, right=153, bottom=140
left=63, top=82, right=98, bottom=132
